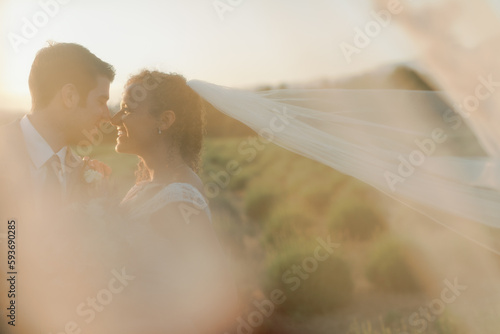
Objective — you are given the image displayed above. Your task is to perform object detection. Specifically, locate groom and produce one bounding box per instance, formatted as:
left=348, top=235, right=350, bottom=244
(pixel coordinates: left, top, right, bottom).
left=0, top=42, right=115, bottom=211
left=0, top=42, right=115, bottom=333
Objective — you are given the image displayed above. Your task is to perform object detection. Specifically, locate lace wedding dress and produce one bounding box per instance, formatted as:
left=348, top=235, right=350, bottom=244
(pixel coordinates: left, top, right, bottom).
left=106, top=181, right=237, bottom=333
left=120, top=181, right=211, bottom=220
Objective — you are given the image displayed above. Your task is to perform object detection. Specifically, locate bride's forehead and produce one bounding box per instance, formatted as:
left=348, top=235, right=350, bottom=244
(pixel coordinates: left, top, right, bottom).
left=123, top=83, right=141, bottom=97
left=122, top=83, right=150, bottom=105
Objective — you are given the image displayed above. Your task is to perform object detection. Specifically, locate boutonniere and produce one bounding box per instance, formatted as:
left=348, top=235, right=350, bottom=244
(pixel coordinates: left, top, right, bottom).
left=66, top=157, right=118, bottom=217
left=82, top=156, right=112, bottom=185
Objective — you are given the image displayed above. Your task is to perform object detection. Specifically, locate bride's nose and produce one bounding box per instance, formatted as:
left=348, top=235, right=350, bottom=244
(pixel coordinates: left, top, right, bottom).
left=110, top=109, right=124, bottom=126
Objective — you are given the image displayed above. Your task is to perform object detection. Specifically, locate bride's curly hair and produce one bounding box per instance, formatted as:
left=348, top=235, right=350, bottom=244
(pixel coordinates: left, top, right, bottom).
left=126, top=70, right=206, bottom=182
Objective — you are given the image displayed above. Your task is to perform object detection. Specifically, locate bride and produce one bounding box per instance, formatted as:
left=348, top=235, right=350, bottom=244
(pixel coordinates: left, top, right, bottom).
left=104, top=70, right=238, bottom=333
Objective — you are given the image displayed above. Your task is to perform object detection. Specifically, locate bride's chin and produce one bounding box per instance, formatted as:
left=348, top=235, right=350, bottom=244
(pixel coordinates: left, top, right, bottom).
left=115, top=143, right=138, bottom=156
left=114, top=142, right=128, bottom=154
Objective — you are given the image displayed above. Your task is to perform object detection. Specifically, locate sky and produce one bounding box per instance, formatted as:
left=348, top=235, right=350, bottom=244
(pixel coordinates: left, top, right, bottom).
left=0, top=0, right=497, bottom=111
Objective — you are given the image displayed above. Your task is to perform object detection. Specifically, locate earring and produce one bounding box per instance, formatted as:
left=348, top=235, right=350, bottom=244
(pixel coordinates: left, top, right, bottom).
left=158, top=128, right=162, bottom=135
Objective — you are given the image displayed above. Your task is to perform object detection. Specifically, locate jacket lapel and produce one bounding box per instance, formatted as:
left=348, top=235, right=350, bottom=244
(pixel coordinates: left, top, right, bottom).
left=0, top=119, right=35, bottom=189
left=0, top=118, right=37, bottom=221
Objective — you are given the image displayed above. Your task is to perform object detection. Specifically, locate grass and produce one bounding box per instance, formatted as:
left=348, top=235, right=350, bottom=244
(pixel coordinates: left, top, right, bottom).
left=328, top=199, right=386, bottom=241
left=264, top=241, right=354, bottom=316
left=84, top=136, right=474, bottom=334
left=347, top=311, right=467, bottom=334
left=365, top=236, right=423, bottom=293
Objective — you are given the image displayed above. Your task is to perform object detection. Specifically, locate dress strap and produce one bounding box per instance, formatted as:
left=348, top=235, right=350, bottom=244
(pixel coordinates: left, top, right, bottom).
left=122, top=182, right=211, bottom=221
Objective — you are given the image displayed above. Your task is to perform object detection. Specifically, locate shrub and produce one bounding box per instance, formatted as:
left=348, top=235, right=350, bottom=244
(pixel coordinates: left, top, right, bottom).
left=284, top=166, right=314, bottom=191
left=200, top=138, right=245, bottom=181
left=365, top=236, right=423, bottom=293
left=328, top=200, right=386, bottom=241
left=209, top=195, right=249, bottom=257
left=244, top=186, right=278, bottom=222
left=301, top=184, right=331, bottom=213
left=264, top=243, right=353, bottom=316
left=260, top=207, right=315, bottom=249
left=300, top=172, right=347, bottom=214
left=210, top=195, right=242, bottom=233
left=227, top=163, right=261, bottom=191
left=334, top=178, right=379, bottom=202
left=434, top=311, right=468, bottom=334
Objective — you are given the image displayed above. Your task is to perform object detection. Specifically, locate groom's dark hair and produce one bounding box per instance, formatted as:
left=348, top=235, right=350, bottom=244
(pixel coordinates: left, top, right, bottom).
left=29, top=42, right=115, bottom=110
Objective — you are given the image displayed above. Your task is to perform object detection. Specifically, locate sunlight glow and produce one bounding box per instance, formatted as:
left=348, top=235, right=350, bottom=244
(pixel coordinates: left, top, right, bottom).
left=0, top=0, right=417, bottom=112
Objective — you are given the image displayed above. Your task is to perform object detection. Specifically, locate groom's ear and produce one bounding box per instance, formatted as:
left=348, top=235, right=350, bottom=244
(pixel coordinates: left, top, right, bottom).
left=159, top=110, right=176, bottom=131
left=60, top=83, right=80, bottom=109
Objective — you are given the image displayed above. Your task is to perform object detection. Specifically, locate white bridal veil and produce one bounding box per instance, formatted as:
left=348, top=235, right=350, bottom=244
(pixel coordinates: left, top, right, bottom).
left=188, top=0, right=500, bottom=244
left=187, top=81, right=500, bottom=230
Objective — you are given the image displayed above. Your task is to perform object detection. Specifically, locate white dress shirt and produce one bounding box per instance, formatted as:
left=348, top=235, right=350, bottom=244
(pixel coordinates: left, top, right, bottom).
left=19, top=115, right=68, bottom=191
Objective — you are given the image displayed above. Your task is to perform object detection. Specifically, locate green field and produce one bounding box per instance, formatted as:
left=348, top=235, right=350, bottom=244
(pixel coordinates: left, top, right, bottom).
left=87, top=136, right=496, bottom=334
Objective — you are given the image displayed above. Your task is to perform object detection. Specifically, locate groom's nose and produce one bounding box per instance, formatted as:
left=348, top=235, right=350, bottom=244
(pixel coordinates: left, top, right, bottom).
left=101, top=105, right=111, bottom=122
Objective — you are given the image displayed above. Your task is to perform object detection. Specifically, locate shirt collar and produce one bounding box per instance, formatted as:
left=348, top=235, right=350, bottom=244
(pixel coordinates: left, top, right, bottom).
left=19, top=115, right=67, bottom=169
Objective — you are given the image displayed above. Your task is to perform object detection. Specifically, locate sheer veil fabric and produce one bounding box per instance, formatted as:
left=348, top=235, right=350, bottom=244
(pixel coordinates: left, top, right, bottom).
left=187, top=81, right=500, bottom=230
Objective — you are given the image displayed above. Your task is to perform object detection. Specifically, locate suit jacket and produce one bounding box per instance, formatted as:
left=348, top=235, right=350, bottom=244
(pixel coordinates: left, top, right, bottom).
left=0, top=118, right=91, bottom=212
left=0, top=119, right=93, bottom=334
